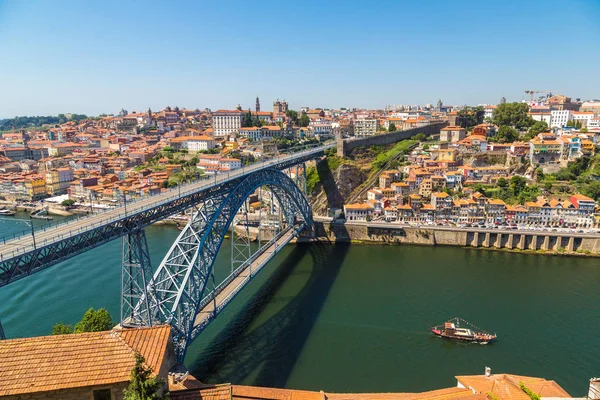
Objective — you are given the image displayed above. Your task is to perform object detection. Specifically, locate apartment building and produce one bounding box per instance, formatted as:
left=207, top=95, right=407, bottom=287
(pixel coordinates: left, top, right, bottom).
left=354, top=118, right=379, bottom=136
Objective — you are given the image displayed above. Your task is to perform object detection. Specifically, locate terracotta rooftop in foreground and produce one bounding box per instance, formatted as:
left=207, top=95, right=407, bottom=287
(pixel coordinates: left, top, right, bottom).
left=455, top=373, right=571, bottom=400
left=0, top=325, right=171, bottom=396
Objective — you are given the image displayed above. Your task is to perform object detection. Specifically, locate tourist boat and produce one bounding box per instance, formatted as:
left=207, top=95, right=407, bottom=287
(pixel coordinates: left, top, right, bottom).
left=430, top=317, right=496, bottom=344
left=0, top=209, right=16, bottom=216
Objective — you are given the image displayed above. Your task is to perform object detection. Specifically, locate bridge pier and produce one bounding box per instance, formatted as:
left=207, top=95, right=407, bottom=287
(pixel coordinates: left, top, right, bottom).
left=121, top=229, right=153, bottom=327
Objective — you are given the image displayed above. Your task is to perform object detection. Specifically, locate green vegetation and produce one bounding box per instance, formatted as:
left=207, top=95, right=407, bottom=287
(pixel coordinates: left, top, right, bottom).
left=413, top=133, right=427, bottom=141
left=299, top=113, right=310, bottom=127
left=0, top=113, right=89, bottom=131
left=526, top=121, right=549, bottom=140
left=473, top=175, right=540, bottom=205
left=286, top=109, right=299, bottom=124
left=519, top=383, right=541, bottom=400
left=492, top=102, right=533, bottom=130
left=306, top=165, right=319, bottom=194
left=388, top=122, right=396, bottom=132
left=123, top=353, right=167, bottom=400
left=51, top=307, right=114, bottom=335
left=51, top=322, right=74, bottom=335
left=456, top=106, right=484, bottom=129
left=74, top=307, right=114, bottom=333
left=495, top=125, right=519, bottom=143
left=61, top=199, right=76, bottom=207
left=372, top=140, right=418, bottom=171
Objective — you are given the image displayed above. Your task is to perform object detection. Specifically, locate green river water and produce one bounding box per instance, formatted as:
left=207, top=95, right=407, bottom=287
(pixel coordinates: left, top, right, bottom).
left=0, top=221, right=598, bottom=396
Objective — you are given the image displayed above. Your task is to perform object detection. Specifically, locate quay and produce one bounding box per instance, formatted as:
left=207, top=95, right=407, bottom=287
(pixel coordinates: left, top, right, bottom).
left=310, top=220, right=600, bottom=255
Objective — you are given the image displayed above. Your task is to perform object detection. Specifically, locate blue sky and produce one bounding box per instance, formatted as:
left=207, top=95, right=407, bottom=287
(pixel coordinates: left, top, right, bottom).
left=1, top=0, right=599, bottom=118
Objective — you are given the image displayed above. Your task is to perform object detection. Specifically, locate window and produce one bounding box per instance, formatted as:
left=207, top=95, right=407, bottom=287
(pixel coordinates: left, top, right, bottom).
left=93, top=389, right=112, bottom=400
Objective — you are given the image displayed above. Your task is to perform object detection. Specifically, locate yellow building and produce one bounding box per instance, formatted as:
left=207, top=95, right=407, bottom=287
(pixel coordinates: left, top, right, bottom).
left=25, top=175, right=46, bottom=200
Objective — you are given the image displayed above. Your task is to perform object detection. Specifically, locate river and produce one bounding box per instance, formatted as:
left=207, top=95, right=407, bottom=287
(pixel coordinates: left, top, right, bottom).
left=0, top=219, right=598, bottom=396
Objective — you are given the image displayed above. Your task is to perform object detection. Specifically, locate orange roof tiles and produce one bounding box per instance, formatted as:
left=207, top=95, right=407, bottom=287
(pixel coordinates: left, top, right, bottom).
left=455, top=373, right=570, bottom=400
left=0, top=325, right=171, bottom=396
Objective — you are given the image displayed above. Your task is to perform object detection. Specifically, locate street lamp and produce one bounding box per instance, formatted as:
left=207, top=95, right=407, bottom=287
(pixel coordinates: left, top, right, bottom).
left=0, top=217, right=36, bottom=250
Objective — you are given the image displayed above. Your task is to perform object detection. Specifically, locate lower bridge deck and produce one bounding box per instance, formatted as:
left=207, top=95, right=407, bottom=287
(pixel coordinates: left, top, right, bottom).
left=192, top=226, right=299, bottom=335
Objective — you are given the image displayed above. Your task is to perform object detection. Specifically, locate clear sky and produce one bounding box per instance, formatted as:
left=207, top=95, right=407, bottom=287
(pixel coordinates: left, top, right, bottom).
left=1, top=0, right=599, bottom=118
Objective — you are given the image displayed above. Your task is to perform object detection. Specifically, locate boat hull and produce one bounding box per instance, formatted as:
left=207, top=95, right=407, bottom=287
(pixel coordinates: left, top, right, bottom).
left=430, top=328, right=496, bottom=344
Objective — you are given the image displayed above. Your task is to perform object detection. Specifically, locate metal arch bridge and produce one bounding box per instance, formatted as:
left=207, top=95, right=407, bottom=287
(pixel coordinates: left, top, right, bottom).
left=0, top=143, right=333, bottom=358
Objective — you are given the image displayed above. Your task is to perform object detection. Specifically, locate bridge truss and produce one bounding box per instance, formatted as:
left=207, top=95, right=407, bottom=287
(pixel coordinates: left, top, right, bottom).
left=122, top=166, right=311, bottom=361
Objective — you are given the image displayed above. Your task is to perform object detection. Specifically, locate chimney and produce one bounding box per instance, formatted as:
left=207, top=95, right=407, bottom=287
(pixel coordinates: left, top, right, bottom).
left=485, top=367, right=491, bottom=377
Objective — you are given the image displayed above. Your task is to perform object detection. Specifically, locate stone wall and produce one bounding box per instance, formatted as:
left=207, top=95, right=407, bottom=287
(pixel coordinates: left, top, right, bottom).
left=337, top=122, right=448, bottom=157
left=309, top=221, right=600, bottom=256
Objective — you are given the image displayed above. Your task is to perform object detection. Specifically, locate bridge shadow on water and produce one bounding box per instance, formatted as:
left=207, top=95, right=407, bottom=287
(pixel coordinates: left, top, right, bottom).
left=186, top=228, right=350, bottom=388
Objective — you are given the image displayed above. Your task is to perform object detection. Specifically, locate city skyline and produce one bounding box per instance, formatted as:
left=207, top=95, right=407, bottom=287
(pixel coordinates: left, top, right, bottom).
left=1, top=0, right=600, bottom=118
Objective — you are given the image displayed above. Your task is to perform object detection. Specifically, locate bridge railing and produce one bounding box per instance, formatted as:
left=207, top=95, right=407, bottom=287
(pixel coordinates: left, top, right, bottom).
left=1, top=143, right=333, bottom=259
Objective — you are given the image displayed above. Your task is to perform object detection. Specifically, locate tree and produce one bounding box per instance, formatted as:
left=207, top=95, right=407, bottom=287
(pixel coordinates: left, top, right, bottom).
left=162, top=146, right=174, bottom=152
left=535, top=167, right=545, bottom=182
left=51, top=322, right=73, bottom=335
left=497, top=177, right=508, bottom=188
left=285, top=109, right=298, bottom=124
left=123, top=353, right=166, bottom=400
left=496, top=125, right=519, bottom=143
left=74, top=308, right=113, bottom=333
left=388, top=122, right=396, bottom=132
left=414, top=133, right=427, bottom=141
left=492, top=102, right=533, bottom=130
left=544, top=182, right=553, bottom=191
left=61, top=199, right=76, bottom=207
left=528, top=121, right=548, bottom=137
left=242, top=111, right=253, bottom=127
left=299, top=113, right=310, bottom=127
left=510, top=175, right=527, bottom=196
left=456, top=106, right=484, bottom=128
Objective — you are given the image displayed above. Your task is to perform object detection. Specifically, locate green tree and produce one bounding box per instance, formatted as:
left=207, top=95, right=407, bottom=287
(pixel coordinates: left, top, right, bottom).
left=74, top=308, right=113, bottom=333
left=456, top=106, right=484, bottom=128
left=242, top=111, right=253, bottom=127
left=162, top=146, right=174, bottom=152
left=496, top=125, right=519, bottom=143
left=51, top=322, right=73, bottom=335
left=510, top=175, right=527, bottom=196
left=285, top=109, right=298, bottom=124
left=544, top=182, right=553, bottom=191
left=492, top=102, right=533, bottom=130
left=535, top=167, right=545, bottom=182
left=497, top=177, right=508, bottom=188
left=61, top=199, right=76, bottom=207
left=299, top=113, right=310, bottom=127
left=388, top=122, right=396, bottom=132
left=527, top=121, right=549, bottom=137
left=414, top=133, right=427, bottom=141
left=123, top=353, right=167, bottom=400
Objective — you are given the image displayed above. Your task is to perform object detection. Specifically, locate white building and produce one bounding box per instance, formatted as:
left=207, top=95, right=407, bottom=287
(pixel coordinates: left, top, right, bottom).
left=212, top=110, right=244, bottom=137
left=170, top=135, right=216, bottom=152
left=238, top=127, right=262, bottom=141
left=550, top=110, right=573, bottom=128
left=219, top=157, right=242, bottom=171
left=343, top=203, right=374, bottom=221
left=483, top=105, right=496, bottom=121
left=354, top=118, right=379, bottom=136
left=572, top=111, right=595, bottom=127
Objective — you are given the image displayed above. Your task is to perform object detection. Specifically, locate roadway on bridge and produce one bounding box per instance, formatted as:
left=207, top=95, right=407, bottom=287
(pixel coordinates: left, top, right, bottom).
left=193, top=226, right=297, bottom=331
left=0, top=145, right=332, bottom=260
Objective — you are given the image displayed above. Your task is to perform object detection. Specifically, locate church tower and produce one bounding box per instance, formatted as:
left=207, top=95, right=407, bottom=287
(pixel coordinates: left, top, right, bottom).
left=273, top=99, right=282, bottom=114
left=256, top=96, right=260, bottom=112
left=282, top=99, right=288, bottom=113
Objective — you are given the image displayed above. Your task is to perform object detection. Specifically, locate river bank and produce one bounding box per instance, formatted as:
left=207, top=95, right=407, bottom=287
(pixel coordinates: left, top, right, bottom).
left=298, top=221, right=600, bottom=257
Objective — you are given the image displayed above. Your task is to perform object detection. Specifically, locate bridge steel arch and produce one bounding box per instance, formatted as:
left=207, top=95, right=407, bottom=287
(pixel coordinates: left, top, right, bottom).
left=133, top=168, right=312, bottom=360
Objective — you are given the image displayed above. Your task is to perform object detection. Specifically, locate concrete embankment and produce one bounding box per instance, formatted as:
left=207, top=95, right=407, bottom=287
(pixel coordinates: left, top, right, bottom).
left=301, top=221, right=600, bottom=257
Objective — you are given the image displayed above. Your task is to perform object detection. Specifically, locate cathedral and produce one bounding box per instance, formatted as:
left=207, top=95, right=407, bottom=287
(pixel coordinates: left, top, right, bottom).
left=273, top=99, right=288, bottom=114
